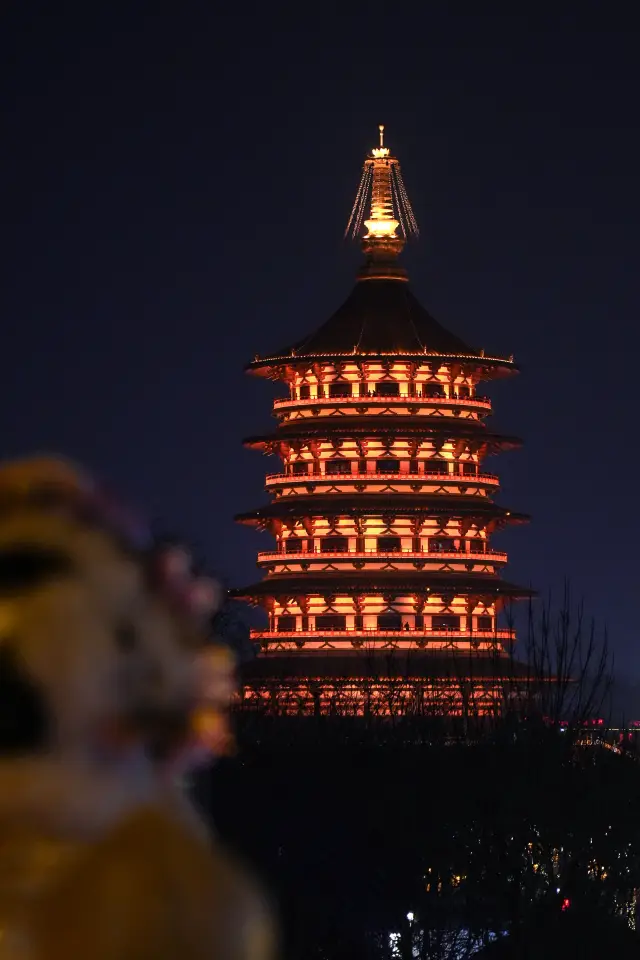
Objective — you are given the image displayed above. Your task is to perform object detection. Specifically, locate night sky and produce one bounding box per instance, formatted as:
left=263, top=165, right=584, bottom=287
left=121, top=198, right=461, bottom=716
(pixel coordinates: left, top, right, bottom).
left=1, top=7, right=639, bottom=675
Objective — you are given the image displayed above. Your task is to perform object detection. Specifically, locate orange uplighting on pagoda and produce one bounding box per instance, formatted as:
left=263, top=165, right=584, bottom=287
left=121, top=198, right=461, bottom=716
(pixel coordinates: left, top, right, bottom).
left=231, top=128, right=532, bottom=717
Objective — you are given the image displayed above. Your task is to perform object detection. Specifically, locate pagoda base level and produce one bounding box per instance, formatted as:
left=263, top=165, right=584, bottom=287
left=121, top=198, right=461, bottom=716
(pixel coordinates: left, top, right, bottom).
left=237, top=650, right=542, bottom=718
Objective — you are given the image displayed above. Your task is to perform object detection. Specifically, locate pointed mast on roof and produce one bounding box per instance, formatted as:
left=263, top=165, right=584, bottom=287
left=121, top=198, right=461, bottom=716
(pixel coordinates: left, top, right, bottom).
left=344, top=126, right=419, bottom=280
left=345, top=124, right=419, bottom=260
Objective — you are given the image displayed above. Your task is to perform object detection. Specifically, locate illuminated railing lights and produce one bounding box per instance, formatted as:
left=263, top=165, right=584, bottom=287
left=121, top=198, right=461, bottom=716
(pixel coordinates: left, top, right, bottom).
left=273, top=395, right=491, bottom=410
left=257, top=549, right=508, bottom=563
left=251, top=628, right=515, bottom=641
left=265, top=471, right=499, bottom=485
left=252, top=350, right=515, bottom=365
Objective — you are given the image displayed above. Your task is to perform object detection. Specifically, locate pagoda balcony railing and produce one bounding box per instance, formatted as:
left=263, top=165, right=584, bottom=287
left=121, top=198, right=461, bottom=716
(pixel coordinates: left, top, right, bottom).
left=250, top=628, right=516, bottom=641
left=265, top=471, right=500, bottom=486
left=273, top=394, right=491, bottom=410
left=257, top=549, right=508, bottom=563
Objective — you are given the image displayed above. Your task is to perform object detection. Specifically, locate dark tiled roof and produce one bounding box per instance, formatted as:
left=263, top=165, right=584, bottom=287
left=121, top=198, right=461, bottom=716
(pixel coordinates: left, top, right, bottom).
left=244, top=422, right=522, bottom=450
left=231, top=571, right=533, bottom=599
left=247, top=278, right=517, bottom=379
left=283, top=279, right=476, bottom=356
left=235, top=494, right=528, bottom=525
left=240, top=649, right=534, bottom=681
left=277, top=416, right=487, bottom=437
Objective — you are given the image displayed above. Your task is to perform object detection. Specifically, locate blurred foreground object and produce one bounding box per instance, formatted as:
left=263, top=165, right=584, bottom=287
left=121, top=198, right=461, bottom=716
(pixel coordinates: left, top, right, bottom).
left=0, top=456, right=274, bottom=960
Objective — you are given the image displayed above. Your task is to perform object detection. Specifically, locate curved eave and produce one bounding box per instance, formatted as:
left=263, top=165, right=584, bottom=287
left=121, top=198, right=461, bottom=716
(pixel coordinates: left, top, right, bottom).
left=240, top=650, right=535, bottom=681
left=231, top=572, right=534, bottom=600
left=246, top=352, right=518, bottom=381
left=235, top=495, right=530, bottom=526
left=244, top=423, right=523, bottom=453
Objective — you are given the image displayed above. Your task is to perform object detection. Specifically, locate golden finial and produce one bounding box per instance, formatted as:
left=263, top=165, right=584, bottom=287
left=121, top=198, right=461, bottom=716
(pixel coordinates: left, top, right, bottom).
left=372, top=124, right=390, bottom=160
left=344, top=127, right=419, bottom=244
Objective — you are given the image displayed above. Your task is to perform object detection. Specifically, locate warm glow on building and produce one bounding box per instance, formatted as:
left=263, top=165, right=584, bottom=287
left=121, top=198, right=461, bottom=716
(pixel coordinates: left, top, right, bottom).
left=232, top=128, right=532, bottom=716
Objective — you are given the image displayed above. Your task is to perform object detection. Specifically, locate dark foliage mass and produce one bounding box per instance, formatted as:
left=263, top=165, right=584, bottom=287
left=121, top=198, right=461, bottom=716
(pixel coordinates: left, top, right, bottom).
left=196, top=601, right=640, bottom=959
left=203, top=724, right=640, bottom=960
left=211, top=599, right=257, bottom=663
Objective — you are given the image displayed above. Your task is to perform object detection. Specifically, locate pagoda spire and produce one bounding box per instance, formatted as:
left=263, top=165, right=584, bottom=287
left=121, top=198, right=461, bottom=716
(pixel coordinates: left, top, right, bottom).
left=345, top=126, right=419, bottom=280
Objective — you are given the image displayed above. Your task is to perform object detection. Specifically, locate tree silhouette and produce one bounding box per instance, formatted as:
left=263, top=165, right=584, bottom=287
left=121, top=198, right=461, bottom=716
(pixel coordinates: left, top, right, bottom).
left=198, top=595, right=640, bottom=960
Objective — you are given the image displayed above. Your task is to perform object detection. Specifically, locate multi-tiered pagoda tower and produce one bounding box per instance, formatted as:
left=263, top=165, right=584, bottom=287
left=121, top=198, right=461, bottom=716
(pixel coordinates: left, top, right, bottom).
left=233, top=128, right=531, bottom=716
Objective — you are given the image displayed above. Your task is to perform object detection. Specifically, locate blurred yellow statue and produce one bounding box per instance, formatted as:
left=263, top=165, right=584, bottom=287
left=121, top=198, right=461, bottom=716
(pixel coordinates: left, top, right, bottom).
left=0, top=457, right=274, bottom=960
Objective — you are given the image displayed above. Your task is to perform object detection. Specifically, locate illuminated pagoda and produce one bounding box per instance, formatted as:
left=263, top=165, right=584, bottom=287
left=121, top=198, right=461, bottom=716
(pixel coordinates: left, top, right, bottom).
left=232, top=126, right=532, bottom=716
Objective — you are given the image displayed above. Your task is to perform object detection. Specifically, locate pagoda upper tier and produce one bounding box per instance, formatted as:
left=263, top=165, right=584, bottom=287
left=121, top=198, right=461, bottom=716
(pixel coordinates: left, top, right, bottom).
left=231, top=127, right=531, bottom=716
left=248, top=275, right=516, bottom=379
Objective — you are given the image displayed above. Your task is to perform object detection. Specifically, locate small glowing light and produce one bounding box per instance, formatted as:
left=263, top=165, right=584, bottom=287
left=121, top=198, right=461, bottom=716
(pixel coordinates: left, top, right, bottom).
left=364, top=216, right=400, bottom=239
left=406, top=912, right=414, bottom=922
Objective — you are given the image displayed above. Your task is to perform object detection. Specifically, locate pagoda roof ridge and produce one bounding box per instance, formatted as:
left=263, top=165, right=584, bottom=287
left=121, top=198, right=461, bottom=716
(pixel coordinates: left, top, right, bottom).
left=235, top=495, right=529, bottom=525
left=281, top=279, right=475, bottom=356
left=275, top=415, right=489, bottom=435
left=240, top=650, right=534, bottom=681
left=247, top=278, right=516, bottom=374
left=243, top=423, right=523, bottom=450
left=231, top=571, right=533, bottom=599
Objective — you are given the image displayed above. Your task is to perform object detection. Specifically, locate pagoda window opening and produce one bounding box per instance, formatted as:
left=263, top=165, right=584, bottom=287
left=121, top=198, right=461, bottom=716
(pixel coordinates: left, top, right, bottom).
left=477, top=616, right=493, bottom=632
left=429, top=537, right=457, bottom=553
left=377, top=536, right=402, bottom=553
left=277, top=615, right=296, bottom=632
left=315, top=614, right=346, bottom=632
left=426, top=461, right=449, bottom=476
left=378, top=612, right=403, bottom=631
left=292, top=461, right=310, bottom=476
left=374, top=381, right=400, bottom=397
left=325, top=460, right=352, bottom=476
left=458, top=385, right=470, bottom=398
left=321, top=536, right=349, bottom=553
left=299, top=384, right=311, bottom=400
left=432, top=615, right=460, bottom=632
left=409, top=459, right=419, bottom=473
left=377, top=459, right=400, bottom=474
left=329, top=382, right=352, bottom=398
left=469, top=540, right=486, bottom=554
left=421, top=383, right=445, bottom=398
left=461, top=462, right=478, bottom=476
left=284, top=539, right=304, bottom=554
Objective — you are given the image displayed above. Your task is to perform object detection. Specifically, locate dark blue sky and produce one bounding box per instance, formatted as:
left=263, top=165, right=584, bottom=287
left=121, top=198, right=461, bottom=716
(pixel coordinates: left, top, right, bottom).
left=1, top=5, right=638, bottom=672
